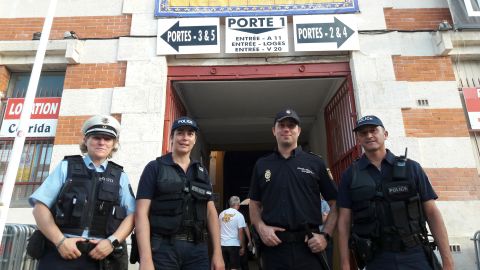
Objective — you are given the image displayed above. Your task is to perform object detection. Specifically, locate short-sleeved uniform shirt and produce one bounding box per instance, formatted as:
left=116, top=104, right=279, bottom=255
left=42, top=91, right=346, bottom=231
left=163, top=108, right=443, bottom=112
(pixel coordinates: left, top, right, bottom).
left=136, top=153, right=212, bottom=200
left=219, top=208, right=247, bottom=246
left=337, top=149, right=437, bottom=209
left=249, top=147, right=338, bottom=231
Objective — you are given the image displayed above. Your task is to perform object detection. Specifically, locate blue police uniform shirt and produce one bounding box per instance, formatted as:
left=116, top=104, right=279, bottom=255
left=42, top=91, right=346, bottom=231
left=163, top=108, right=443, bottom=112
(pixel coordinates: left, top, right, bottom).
left=136, top=152, right=213, bottom=200
left=29, top=155, right=136, bottom=215
left=337, top=149, right=438, bottom=209
left=249, top=146, right=338, bottom=231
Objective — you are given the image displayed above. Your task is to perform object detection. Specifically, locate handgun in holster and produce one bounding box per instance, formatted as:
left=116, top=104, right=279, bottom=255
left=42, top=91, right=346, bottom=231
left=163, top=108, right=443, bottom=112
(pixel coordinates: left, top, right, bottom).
left=349, top=234, right=374, bottom=269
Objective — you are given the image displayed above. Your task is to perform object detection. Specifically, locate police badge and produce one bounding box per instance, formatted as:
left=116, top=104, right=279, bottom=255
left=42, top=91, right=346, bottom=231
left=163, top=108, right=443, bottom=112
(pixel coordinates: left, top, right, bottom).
left=264, top=169, right=271, bottom=182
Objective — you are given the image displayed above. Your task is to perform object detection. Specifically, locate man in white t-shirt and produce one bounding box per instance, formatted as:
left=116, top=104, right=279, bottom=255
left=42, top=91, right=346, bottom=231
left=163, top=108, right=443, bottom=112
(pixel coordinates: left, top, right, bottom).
left=219, top=196, right=247, bottom=270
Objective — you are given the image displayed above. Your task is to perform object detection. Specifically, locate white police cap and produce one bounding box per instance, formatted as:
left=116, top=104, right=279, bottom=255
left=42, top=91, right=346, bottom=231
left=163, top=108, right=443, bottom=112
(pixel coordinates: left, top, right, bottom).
left=82, top=115, right=120, bottom=138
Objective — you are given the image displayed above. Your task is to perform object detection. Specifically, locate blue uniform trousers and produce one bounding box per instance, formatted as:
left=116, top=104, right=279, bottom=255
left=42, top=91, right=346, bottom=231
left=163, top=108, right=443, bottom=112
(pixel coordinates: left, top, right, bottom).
left=151, top=236, right=210, bottom=270
left=261, top=241, right=326, bottom=270
left=38, top=246, right=99, bottom=270
left=367, top=246, right=433, bottom=270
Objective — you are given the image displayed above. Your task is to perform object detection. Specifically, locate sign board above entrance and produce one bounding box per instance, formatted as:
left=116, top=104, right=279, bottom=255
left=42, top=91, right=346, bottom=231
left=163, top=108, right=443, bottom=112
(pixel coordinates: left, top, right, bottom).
left=225, top=16, right=289, bottom=54
left=157, top=18, right=220, bottom=55
left=155, top=0, right=359, bottom=17
left=293, top=14, right=359, bottom=51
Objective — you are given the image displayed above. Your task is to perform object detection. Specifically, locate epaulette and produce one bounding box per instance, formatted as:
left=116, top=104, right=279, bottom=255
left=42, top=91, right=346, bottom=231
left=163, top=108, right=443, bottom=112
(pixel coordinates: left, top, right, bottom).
left=107, top=160, right=124, bottom=171
left=308, top=151, right=323, bottom=159
left=63, top=154, right=83, bottom=160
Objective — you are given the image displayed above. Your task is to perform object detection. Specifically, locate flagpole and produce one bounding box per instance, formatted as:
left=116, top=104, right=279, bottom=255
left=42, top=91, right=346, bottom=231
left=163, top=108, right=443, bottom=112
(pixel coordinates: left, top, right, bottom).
left=0, top=0, right=58, bottom=240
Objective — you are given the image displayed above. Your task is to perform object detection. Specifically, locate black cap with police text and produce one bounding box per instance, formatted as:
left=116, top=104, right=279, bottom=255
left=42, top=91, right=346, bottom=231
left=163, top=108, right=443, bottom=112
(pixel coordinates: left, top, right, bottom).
left=274, top=108, right=301, bottom=125
left=171, top=116, right=199, bottom=132
left=353, top=115, right=384, bottom=132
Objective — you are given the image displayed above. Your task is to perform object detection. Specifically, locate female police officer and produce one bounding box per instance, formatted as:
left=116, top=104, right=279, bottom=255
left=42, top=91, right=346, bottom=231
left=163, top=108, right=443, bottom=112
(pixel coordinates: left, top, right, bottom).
left=29, top=115, right=136, bottom=270
left=135, top=116, right=224, bottom=270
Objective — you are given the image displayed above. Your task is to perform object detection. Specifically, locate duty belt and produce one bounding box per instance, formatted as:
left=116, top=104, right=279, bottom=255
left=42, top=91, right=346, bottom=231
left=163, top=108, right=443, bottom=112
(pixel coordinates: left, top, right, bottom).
left=276, top=228, right=320, bottom=243
left=153, top=231, right=208, bottom=243
left=378, top=234, right=422, bottom=252
left=76, top=241, right=97, bottom=254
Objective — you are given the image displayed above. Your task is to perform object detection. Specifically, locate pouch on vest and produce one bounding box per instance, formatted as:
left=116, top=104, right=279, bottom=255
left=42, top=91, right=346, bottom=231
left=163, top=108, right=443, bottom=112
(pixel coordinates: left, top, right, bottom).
left=106, top=205, right=127, bottom=236
left=97, top=180, right=120, bottom=202
left=150, top=194, right=185, bottom=235
left=190, top=181, right=211, bottom=220
left=350, top=179, right=376, bottom=202
left=58, top=187, right=88, bottom=228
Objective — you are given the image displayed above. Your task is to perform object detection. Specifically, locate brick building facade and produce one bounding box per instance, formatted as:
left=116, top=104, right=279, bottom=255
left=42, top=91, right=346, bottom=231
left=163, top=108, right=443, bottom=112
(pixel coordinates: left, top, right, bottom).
left=1, top=0, right=479, bottom=268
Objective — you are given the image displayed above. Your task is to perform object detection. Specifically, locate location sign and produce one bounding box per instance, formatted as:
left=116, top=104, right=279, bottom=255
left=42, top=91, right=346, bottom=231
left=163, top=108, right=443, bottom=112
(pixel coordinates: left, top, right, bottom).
left=225, top=16, right=289, bottom=54
left=293, top=15, right=359, bottom=52
left=157, top=18, right=220, bottom=55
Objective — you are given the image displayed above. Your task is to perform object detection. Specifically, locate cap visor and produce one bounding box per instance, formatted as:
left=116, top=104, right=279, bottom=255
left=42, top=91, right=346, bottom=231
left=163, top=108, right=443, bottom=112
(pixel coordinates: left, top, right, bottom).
left=86, top=130, right=117, bottom=138
left=276, top=116, right=300, bottom=123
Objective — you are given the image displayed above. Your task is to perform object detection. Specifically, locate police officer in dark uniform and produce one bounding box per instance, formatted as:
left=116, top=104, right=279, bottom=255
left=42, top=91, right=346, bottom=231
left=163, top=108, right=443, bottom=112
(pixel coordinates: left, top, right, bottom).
left=135, top=116, right=224, bottom=270
left=337, top=115, right=454, bottom=270
left=249, top=108, right=338, bottom=270
left=29, top=115, right=136, bottom=270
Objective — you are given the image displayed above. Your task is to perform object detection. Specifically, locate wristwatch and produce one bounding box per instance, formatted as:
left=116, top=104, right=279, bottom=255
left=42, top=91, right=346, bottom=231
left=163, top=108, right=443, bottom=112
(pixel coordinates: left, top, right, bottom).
left=107, top=235, right=121, bottom=248
left=319, top=232, right=331, bottom=242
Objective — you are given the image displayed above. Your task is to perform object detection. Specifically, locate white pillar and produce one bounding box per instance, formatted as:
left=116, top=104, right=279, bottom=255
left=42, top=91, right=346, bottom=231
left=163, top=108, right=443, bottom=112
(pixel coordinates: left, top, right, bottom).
left=0, top=0, right=58, bottom=240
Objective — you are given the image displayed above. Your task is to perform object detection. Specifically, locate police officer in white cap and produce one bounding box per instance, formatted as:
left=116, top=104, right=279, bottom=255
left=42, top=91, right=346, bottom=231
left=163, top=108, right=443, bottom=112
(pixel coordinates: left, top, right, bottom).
left=29, top=115, right=136, bottom=270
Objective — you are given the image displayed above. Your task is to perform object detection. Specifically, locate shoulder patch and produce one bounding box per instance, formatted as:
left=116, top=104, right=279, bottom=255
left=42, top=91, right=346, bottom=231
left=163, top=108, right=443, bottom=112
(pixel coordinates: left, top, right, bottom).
left=326, top=168, right=334, bottom=181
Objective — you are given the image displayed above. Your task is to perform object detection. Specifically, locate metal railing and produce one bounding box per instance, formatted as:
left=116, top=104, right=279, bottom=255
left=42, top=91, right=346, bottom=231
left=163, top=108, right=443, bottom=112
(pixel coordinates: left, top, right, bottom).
left=0, top=224, right=38, bottom=270
left=473, top=230, right=480, bottom=270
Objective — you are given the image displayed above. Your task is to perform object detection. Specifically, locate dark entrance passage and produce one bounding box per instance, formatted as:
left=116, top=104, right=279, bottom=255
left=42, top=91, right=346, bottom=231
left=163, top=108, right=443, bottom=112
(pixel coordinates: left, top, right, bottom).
left=222, top=151, right=269, bottom=210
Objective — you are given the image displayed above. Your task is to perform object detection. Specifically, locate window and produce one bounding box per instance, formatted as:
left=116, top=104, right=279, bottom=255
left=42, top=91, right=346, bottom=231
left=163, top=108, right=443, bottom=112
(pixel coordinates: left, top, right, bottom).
left=0, top=72, right=64, bottom=206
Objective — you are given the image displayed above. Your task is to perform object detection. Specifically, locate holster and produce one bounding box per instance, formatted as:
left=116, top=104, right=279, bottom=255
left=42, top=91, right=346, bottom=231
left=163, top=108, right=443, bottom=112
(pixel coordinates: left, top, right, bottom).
left=101, top=241, right=128, bottom=270
left=349, top=234, right=374, bottom=269
left=422, top=243, right=443, bottom=270
left=129, top=232, right=139, bottom=264
left=26, top=229, right=47, bottom=259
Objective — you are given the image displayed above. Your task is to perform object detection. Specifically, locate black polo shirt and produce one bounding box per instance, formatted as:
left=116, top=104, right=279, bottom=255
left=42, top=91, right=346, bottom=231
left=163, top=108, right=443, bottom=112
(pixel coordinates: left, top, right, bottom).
left=137, top=152, right=212, bottom=200
left=249, top=147, right=338, bottom=231
left=337, top=149, right=438, bottom=209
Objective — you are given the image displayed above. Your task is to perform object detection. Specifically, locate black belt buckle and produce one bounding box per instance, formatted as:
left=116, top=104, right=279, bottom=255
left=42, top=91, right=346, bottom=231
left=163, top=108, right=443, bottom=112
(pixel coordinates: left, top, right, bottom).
left=76, top=241, right=95, bottom=254
left=276, top=231, right=305, bottom=243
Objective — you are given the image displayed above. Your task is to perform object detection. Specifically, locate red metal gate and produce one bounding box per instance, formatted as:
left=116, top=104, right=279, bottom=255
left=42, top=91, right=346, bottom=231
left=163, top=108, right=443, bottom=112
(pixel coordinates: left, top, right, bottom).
left=324, top=75, right=361, bottom=183
left=162, top=81, right=186, bottom=154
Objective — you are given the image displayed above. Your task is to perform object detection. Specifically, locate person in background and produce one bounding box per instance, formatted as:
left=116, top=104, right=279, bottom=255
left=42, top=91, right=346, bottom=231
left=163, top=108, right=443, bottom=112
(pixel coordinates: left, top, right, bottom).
left=219, top=196, right=249, bottom=270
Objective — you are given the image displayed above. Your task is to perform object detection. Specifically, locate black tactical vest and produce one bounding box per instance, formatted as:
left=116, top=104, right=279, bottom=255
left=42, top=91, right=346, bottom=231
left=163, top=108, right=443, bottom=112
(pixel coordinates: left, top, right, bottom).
left=149, top=158, right=212, bottom=240
left=350, top=158, right=425, bottom=250
left=54, top=155, right=126, bottom=238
